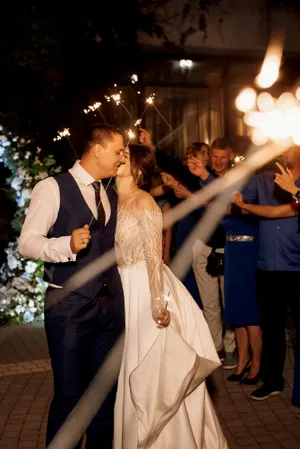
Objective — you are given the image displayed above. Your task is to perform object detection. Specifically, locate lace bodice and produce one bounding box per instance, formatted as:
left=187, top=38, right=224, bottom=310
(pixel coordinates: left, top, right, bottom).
left=115, top=197, right=165, bottom=318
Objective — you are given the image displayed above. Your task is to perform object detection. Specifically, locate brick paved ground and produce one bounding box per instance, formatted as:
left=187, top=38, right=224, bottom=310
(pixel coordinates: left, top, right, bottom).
left=0, top=323, right=299, bottom=449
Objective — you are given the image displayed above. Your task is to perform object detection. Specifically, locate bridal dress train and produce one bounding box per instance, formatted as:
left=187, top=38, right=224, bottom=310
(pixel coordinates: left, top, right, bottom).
left=114, top=197, right=228, bottom=449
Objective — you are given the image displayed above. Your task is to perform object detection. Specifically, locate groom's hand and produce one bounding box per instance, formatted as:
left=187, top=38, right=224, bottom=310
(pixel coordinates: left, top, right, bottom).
left=70, top=224, right=91, bottom=254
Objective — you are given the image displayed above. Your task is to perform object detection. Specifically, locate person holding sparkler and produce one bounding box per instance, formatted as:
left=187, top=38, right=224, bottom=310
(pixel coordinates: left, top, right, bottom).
left=19, top=124, right=126, bottom=449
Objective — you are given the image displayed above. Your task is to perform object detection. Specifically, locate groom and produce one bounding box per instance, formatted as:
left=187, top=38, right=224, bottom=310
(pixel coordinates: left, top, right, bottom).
left=19, top=124, right=125, bottom=449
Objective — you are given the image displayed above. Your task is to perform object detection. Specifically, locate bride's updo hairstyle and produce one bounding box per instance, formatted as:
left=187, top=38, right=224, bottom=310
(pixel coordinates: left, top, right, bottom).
left=129, top=144, right=156, bottom=191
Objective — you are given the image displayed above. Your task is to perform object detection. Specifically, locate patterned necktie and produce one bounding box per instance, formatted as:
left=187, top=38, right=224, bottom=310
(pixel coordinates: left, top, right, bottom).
left=91, top=181, right=106, bottom=225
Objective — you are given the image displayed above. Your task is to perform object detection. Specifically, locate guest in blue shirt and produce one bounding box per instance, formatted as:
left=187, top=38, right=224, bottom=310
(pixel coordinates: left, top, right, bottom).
left=242, top=147, right=300, bottom=402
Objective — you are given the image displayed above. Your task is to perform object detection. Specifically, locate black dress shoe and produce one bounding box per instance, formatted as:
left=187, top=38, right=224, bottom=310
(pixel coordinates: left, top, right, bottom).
left=240, top=372, right=260, bottom=385
left=250, top=383, right=283, bottom=401
left=227, top=359, right=251, bottom=382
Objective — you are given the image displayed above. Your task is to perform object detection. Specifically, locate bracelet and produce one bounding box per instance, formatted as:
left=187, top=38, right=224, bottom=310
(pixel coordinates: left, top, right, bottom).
left=292, top=190, right=300, bottom=203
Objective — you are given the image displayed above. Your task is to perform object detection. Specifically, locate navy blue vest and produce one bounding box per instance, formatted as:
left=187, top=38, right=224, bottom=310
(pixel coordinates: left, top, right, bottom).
left=44, top=172, right=123, bottom=300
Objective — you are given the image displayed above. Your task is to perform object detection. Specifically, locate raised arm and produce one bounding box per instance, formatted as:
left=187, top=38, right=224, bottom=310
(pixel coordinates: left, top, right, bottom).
left=274, top=162, right=300, bottom=197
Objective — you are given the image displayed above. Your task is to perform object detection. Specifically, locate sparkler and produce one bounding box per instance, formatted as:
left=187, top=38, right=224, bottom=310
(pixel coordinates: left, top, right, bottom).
left=255, top=29, right=284, bottom=89
left=145, top=93, right=173, bottom=132
left=53, top=128, right=70, bottom=142
left=131, top=74, right=138, bottom=84
left=146, top=94, right=155, bottom=105
left=237, top=87, right=300, bottom=146
left=105, top=92, right=122, bottom=105
left=134, top=119, right=142, bottom=127
left=53, top=128, right=79, bottom=159
left=127, top=129, right=136, bottom=140
left=83, top=102, right=102, bottom=114
left=233, top=155, right=245, bottom=164
left=105, top=88, right=133, bottom=118
left=83, top=102, right=108, bottom=123
left=235, top=88, right=257, bottom=113
left=235, top=29, right=300, bottom=148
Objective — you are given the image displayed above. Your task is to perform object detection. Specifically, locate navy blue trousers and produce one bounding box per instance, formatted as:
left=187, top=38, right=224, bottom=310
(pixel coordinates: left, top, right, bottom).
left=45, top=288, right=124, bottom=449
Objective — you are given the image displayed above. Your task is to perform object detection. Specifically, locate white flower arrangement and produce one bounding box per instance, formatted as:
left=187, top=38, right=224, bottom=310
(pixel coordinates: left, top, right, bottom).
left=0, top=125, right=62, bottom=324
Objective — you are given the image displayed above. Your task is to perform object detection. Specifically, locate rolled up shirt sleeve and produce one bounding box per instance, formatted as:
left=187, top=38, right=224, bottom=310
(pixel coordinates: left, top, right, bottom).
left=18, top=178, right=77, bottom=263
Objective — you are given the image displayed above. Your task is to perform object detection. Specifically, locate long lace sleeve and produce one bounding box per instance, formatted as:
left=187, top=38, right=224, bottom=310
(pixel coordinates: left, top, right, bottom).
left=137, top=198, right=165, bottom=320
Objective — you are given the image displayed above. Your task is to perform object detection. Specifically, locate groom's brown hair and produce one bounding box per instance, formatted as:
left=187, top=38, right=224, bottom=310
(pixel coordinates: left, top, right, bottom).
left=84, top=123, right=122, bottom=152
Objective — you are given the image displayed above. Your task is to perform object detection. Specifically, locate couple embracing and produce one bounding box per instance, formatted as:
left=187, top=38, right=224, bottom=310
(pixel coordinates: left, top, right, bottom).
left=19, top=124, right=227, bottom=449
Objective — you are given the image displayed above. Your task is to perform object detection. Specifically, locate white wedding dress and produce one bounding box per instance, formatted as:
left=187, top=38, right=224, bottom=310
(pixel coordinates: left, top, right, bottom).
left=114, top=197, right=228, bottom=449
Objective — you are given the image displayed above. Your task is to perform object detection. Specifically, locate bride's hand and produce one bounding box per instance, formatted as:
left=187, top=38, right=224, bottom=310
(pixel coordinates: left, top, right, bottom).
left=155, top=308, right=171, bottom=327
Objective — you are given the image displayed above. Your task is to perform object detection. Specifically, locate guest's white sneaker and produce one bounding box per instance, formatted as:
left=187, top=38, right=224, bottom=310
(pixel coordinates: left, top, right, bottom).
left=223, top=351, right=238, bottom=370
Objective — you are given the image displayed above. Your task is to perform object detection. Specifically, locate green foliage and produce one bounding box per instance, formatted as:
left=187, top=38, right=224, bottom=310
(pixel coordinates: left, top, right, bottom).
left=0, top=125, right=61, bottom=323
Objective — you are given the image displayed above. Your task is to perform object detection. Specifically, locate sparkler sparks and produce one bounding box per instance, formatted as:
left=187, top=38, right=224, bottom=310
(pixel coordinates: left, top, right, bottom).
left=255, top=30, right=284, bottom=89
left=53, top=128, right=70, bottom=142
left=83, top=102, right=102, bottom=114
left=127, top=129, right=135, bottom=140
left=145, top=92, right=173, bottom=132
left=131, top=74, right=138, bottom=84
left=105, top=89, right=133, bottom=118
left=105, top=92, right=123, bottom=105
left=236, top=88, right=257, bottom=113
left=238, top=87, right=300, bottom=146
left=234, top=155, right=245, bottom=164
left=235, top=30, right=300, bottom=147
left=146, top=94, right=155, bottom=105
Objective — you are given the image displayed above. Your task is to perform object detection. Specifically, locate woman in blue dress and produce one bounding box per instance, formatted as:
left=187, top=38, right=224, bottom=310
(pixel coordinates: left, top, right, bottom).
left=222, top=210, right=261, bottom=384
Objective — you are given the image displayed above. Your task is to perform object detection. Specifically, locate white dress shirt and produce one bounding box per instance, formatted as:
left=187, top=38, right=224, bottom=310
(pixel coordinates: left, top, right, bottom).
left=18, top=160, right=111, bottom=263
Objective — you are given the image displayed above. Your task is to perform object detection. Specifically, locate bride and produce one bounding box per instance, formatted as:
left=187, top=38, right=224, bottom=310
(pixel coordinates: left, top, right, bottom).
left=114, top=143, right=228, bottom=449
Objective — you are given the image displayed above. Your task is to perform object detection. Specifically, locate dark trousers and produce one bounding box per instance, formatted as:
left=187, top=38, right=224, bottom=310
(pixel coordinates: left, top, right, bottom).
left=45, top=288, right=124, bottom=449
left=256, top=270, right=300, bottom=390
left=293, top=295, right=300, bottom=406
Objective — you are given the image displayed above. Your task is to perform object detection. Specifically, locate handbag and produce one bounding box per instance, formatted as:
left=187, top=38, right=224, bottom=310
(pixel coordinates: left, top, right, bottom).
left=206, top=248, right=224, bottom=276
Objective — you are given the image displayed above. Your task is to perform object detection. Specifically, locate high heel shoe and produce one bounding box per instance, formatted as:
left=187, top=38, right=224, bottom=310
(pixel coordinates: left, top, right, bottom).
left=227, top=359, right=251, bottom=382
left=240, top=371, right=260, bottom=385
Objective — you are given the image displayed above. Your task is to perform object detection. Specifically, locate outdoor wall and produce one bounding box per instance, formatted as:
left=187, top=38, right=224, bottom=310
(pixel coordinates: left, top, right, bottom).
left=138, top=0, right=300, bottom=55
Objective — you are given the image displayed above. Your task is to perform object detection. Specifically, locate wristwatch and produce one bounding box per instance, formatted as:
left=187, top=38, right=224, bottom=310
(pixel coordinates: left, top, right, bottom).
left=292, top=190, right=300, bottom=203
